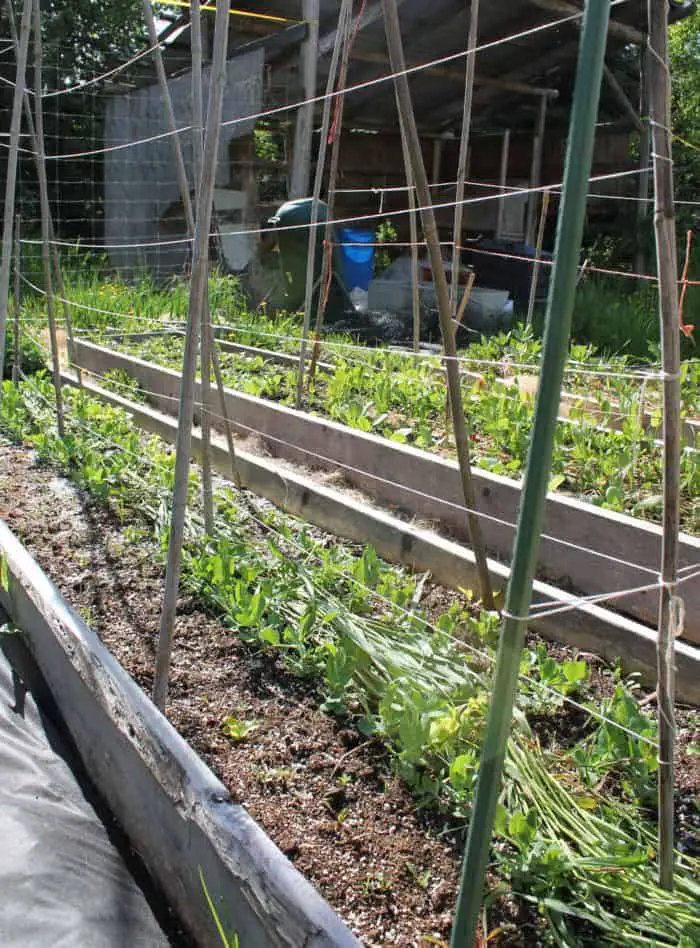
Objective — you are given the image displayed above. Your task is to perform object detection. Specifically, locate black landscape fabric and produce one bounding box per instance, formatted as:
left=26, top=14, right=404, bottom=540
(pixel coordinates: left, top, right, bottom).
left=0, top=638, right=171, bottom=947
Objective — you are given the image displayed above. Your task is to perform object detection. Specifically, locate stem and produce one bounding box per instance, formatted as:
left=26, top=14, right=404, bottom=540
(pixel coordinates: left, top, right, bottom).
left=382, top=0, right=493, bottom=610
left=450, top=2, right=611, bottom=944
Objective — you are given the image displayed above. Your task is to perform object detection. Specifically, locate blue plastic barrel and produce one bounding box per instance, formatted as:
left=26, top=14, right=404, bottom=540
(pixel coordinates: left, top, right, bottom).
left=337, top=228, right=375, bottom=291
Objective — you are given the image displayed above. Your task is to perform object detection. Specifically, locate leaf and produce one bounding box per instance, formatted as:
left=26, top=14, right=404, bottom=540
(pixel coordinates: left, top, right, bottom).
left=221, top=716, right=259, bottom=742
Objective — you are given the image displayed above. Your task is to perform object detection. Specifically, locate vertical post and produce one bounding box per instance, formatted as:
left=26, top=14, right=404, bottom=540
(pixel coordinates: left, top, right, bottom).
left=0, top=0, right=32, bottom=385
left=525, top=94, right=548, bottom=245
left=33, top=0, right=64, bottom=436
left=191, top=0, right=215, bottom=536
left=635, top=46, right=651, bottom=281
left=396, top=104, right=421, bottom=352
left=647, top=0, right=680, bottom=892
left=382, top=0, right=493, bottom=611
left=450, top=2, right=611, bottom=945
left=12, top=215, right=21, bottom=385
left=294, top=0, right=350, bottom=408
left=290, top=0, right=320, bottom=198
left=495, top=128, right=510, bottom=239
left=153, top=0, right=231, bottom=712
left=526, top=188, right=550, bottom=326
left=450, top=0, right=479, bottom=318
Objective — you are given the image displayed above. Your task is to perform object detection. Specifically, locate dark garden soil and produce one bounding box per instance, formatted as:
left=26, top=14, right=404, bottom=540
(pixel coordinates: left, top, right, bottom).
left=0, top=439, right=697, bottom=946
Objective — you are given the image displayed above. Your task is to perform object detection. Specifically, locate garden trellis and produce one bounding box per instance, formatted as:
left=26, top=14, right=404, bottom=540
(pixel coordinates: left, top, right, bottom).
left=0, top=0, right=698, bottom=945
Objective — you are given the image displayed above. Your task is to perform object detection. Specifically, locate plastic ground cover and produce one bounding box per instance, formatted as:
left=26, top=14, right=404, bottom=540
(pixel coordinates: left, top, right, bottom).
left=0, top=636, right=172, bottom=947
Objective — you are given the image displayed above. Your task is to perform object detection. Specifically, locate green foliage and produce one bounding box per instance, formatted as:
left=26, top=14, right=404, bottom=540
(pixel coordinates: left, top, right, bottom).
left=3, top=328, right=46, bottom=380
left=1, top=376, right=699, bottom=945
left=374, top=219, right=398, bottom=274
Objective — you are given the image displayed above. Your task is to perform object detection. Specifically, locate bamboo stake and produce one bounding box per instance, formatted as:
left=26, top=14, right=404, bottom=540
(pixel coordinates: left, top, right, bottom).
left=525, top=94, right=548, bottom=246
left=6, top=0, right=81, bottom=387
left=153, top=0, right=231, bottom=712
left=294, top=0, right=351, bottom=409
left=208, top=325, right=242, bottom=489
left=290, top=0, right=320, bottom=198
left=647, top=0, right=681, bottom=892
left=306, top=2, right=354, bottom=385
left=450, top=2, right=611, bottom=944
left=450, top=0, right=479, bottom=319
left=0, top=0, right=32, bottom=384
left=141, top=0, right=194, bottom=237
left=495, top=128, right=511, bottom=239
left=33, top=0, right=64, bottom=436
left=526, top=188, right=550, bottom=326
left=395, top=102, right=421, bottom=352
left=12, top=215, right=20, bottom=385
left=382, top=0, right=493, bottom=611
left=191, top=0, right=215, bottom=535
left=635, top=47, right=651, bottom=283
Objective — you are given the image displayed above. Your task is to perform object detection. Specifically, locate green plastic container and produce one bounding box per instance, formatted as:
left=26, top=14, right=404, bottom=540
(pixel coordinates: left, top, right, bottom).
left=268, top=198, right=347, bottom=320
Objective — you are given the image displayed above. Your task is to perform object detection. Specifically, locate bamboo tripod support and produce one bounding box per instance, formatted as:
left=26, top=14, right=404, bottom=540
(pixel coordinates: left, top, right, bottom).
left=33, top=0, right=64, bottom=436
left=154, top=0, right=232, bottom=711
left=0, top=0, right=32, bottom=384
left=382, top=0, right=493, bottom=612
left=295, top=0, right=351, bottom=408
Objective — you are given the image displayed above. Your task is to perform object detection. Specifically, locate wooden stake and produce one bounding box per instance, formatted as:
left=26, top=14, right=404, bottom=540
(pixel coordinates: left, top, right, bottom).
left=208, top=325, right=242, bottom=489
left=635, top=47, right=651, bottom=282
left=648, top=0, right=681, bottom=892
left=450, top=0, right=479, bottom=318
left=290, top=0, right=320, bottom=198
left=33, top=0, right=64, bottom=436
left=191, top=0, right=215, bottom=535
left=141, top=0, right=194, bottom=236
left=382, top=0, right=493, bottom=610
left=526, top=188, right=550, bottom=326
left=306, top=0, right=354, bottom=384
left=396, top=102, right=421, bottom=352
left=525, top=93, right=548, bottom=245
left=0, top=0, right=32, bottom=384
left=153, top=0, right=231, bottom=712
left=12, top=215, right=20, bottom=385
left=294, top=0, right=350, bottom=408
left=495, top=128, right=510, bottom=239
left=7, top=0, right=82, bottom=387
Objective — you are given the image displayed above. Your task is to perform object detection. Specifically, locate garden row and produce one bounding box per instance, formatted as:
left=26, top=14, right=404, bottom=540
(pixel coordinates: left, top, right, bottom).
left=1, top=375, right=699, bottom=947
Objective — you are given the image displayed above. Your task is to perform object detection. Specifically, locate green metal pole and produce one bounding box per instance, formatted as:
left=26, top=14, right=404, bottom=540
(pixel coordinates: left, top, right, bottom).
left=450, top=2, right=612, bottom=945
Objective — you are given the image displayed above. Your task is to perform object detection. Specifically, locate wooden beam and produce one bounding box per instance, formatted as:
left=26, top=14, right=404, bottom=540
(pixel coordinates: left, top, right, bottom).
left=603, top=62, right=643, bottom=131
left=349, top=49, right=559, bottom=98
left=318, top=0, right=406, bottom=56
left=527, top=0, right=646, bottom=45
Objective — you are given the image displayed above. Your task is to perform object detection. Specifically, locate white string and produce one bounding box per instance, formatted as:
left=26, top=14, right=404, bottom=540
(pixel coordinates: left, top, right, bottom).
left=20, top=168, right=648, bottom=250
